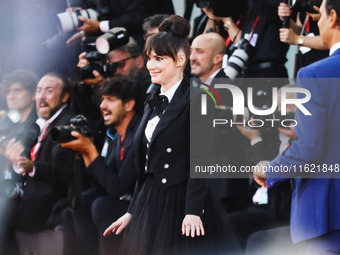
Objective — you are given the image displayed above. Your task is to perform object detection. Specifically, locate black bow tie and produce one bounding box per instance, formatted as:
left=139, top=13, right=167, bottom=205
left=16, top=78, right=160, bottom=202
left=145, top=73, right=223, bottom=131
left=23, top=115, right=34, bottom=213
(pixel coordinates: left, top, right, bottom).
left=149, top=95, right=169, bottom=119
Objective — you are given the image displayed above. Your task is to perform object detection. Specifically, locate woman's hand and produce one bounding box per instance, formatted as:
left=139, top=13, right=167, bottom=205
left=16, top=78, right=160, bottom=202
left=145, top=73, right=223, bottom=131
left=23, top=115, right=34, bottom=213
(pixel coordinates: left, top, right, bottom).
left=103, top=213, right=132, bottom=236
left=182, top=214, right=205, bottom=238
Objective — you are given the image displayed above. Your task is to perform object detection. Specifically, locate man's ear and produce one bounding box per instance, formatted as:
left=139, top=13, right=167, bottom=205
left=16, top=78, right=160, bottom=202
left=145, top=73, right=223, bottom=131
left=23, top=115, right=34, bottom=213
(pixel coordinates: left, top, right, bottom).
left=329, top=9, right=339, bottom=28
left=213, top=53, right=224, bottom=65
left=61, top=92, right=70, bottom=104
left=124, top=99, right=136, bottom=112
left=135, top=56, right=145, bottom=69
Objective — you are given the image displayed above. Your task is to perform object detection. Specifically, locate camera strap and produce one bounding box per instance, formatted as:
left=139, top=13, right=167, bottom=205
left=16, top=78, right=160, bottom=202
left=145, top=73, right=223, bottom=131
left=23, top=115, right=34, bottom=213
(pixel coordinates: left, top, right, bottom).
left=30, top=124, right=50, bottom=161
left=248, top=16, right=260, bottom=43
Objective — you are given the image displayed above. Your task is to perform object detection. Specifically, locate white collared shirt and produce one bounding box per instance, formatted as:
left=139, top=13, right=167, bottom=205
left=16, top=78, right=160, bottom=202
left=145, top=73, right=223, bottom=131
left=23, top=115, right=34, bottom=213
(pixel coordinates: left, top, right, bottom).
left=36, top=105, right=67, bottom=132
left=330, top=41, right=340, bottom=56
left=160, top=78, right=183, bottom=103
left=145, top=79, right=183, bottom=142
left=28, top=105, right=67, bottom=177
left=200, top=68, right=222, bottom=87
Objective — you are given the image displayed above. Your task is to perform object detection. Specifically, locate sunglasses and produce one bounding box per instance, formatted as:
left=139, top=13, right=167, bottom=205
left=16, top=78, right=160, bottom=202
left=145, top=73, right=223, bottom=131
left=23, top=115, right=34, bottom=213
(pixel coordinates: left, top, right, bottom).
left=113, top=56, right=136, bottom=69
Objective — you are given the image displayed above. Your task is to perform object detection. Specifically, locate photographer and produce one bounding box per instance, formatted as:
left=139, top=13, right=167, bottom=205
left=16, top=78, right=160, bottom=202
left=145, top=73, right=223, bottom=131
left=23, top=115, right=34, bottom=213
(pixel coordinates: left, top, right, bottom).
left=0, top=70, right=39, bottom=160
left=199, top=0, right=289, bottom=79
left=73, top=37, right=151, bottom=130
left=65, top=0, right=146, bottom=46
left=239, top=0, right=290, bottom=78
left=1, top=72, right=79, bottom=255
left=61, top=75, right=141, bottom=255
left=0, top=71, right=39, bottom=255
left=190, top=32, right=249, bottom=213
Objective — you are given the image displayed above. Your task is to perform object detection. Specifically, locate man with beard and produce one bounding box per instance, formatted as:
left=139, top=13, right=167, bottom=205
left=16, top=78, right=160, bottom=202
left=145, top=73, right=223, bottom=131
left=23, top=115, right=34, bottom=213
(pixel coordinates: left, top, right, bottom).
left=61, top=75, right=141, bottom=255
left=2, top=72, right=77, bottom=255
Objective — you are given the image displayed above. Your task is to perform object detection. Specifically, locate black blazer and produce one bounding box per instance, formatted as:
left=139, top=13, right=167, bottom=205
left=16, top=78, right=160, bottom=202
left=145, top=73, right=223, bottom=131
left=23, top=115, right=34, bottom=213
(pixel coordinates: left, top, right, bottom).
left=86, top=114, right=140, bottom=198
left=132, top=78, right=208, bottom=216
left=20, top=107, right=76, bottom=230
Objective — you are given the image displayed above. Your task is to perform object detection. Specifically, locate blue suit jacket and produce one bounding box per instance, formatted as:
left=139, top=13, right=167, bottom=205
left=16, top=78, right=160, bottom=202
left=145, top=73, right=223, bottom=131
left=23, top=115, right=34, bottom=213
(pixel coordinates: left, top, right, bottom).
left=266, top=48, right=340, bottom=243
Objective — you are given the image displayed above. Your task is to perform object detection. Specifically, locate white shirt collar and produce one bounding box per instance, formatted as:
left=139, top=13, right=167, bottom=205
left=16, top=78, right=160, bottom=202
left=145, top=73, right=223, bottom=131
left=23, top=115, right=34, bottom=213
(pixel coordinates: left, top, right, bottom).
left=36, top=105, right=67, bottom=132
left=159, top=78, right=182, bottom=103
left=330, top=41, right=340, bottom=56
left=201, top=68, right=222, bottom=86
left=209, top=68, right=222, bottom=79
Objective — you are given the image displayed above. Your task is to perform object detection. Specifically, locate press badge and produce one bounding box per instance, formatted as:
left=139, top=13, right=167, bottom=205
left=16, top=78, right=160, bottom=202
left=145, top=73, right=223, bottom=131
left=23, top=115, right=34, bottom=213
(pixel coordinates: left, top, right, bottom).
left=244, top=33, right=259, bottom=47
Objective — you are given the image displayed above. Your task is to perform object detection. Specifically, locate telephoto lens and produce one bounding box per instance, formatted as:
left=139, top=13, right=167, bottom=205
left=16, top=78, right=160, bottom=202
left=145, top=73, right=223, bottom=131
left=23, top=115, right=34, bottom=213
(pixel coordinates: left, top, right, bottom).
left=57, top=9, right=98, bottom=33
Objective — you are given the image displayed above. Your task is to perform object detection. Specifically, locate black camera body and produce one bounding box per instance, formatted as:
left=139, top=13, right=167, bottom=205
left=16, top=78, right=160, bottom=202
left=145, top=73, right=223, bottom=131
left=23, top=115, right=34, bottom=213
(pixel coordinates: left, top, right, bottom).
left=78, top=27, right=129, bottom=80
left=289, top=0, right=322, bottom=13
left=78, top=51, right=117, bottom=80
left=51, top=115, right=102, bottom=143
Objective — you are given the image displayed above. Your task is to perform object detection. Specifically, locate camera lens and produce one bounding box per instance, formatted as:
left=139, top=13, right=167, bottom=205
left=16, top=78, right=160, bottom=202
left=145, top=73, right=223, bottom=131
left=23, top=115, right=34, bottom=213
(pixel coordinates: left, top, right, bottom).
left=51, top=126, right=77, bottom=143
left=96, top=27, right=129, bottom=54
left=57, top=9, right=98, bottom=33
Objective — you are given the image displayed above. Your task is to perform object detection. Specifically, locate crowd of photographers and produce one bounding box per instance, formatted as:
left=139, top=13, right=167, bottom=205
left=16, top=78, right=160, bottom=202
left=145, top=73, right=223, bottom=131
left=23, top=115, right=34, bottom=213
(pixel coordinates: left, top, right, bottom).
left=0, top=0, right=330, bottom=254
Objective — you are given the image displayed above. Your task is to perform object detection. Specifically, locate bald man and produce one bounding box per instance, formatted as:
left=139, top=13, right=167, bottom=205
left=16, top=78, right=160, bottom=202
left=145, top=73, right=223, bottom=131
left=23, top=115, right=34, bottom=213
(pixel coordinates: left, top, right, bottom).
left=190, top=33, right=249, bottom=213
left=190, top=32, right=227, bottom=80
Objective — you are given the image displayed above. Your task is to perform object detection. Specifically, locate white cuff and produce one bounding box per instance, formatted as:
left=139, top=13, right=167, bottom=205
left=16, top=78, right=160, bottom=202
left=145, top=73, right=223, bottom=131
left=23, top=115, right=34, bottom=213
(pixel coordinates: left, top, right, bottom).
left=28, top=166, right=36, bottom=177
left=250, top=137, right=263, bottom=146
left=12, top=164, right=24, bottom=175
left=99, top=20, right=110, bottom=33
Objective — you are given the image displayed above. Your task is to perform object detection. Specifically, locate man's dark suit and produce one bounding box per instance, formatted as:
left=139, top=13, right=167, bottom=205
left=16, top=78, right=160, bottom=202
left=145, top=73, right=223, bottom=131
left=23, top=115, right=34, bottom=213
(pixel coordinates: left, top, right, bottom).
left=13, top=107, right=76, bottom=231
left=72, top=114, right=140, bottom=255
left=0, top=107, right=77, bottom=255
left=266, top=48, right=340, bottom=247
left=204, top=69, right=249, bottom=212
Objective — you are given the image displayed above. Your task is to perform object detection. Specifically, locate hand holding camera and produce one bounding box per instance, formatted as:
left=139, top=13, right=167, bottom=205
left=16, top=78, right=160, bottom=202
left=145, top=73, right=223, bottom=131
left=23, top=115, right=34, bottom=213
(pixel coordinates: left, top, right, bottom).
left=77, top=16, right=100, bottom=34
left=53, top=115, right=102, bottom=167
left=77, top=52, right=104, bottom=86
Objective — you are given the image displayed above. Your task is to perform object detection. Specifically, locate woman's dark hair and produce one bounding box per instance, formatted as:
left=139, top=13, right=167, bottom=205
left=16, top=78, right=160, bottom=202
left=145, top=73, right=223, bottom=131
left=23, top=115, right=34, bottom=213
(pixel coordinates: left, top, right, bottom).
left=143, top=15, right=191, bottom=63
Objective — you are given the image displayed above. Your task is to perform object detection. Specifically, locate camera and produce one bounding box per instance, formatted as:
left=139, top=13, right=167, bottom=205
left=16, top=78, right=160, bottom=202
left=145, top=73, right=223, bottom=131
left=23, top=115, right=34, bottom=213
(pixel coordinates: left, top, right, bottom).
left=224, top=38, right=256, bottom=80
left=288, top=0, right=322, bottom=13
left=78, top=51, right=116, bottom=80
left=57, top=9, right=99, bottom=33
left=56, top=0, right=109, bottom=33
left=195, top=0, right=247, bottom=20
left=51, top=115, right=102, bottom=143
left=79, top=27, right=129, bottom=80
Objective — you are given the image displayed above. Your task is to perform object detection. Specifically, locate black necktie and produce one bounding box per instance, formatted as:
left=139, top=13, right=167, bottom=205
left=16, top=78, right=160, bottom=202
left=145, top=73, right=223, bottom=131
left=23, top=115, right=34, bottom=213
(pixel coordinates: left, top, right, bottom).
left=149, top=95, right=169, bottom=119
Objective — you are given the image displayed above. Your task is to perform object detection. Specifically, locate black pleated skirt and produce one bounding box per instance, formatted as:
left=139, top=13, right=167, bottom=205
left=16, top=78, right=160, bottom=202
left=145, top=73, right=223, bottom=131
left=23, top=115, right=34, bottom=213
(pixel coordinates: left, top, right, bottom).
left=119, top=175, right=241, bottom=255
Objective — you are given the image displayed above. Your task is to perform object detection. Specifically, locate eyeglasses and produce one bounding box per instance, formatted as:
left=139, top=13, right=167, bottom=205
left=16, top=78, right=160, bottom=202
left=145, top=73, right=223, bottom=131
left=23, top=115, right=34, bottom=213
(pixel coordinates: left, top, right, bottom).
left=112, top=56, right=135, bottom=69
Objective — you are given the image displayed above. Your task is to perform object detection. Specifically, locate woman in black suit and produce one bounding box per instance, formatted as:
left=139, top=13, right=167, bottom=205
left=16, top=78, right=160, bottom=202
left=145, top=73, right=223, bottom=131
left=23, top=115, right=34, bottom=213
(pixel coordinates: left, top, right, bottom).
left=104, top=15, right=236, bottom=255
